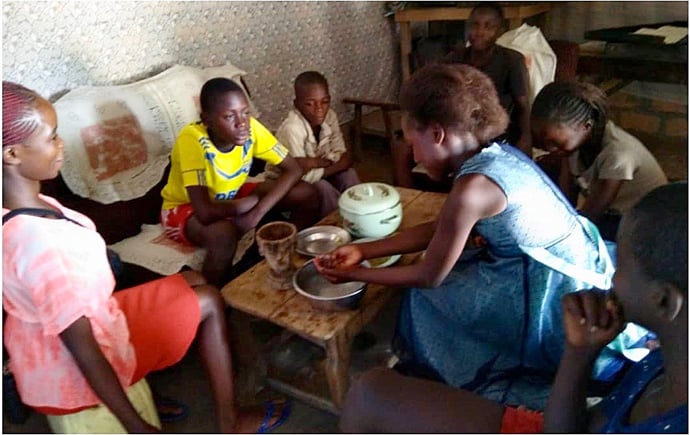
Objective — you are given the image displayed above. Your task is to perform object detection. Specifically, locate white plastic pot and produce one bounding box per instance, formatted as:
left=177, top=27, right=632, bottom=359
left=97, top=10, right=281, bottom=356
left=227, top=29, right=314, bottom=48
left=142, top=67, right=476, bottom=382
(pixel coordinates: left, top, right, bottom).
left=338, top=182, right=402, bottom=238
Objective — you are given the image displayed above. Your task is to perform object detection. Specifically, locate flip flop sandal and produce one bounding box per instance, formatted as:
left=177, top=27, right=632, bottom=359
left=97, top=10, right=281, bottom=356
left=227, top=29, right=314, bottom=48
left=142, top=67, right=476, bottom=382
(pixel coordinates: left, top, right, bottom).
left=256, top=399, right=291, bottom=433
left=155, top=396, right=190, bottom=423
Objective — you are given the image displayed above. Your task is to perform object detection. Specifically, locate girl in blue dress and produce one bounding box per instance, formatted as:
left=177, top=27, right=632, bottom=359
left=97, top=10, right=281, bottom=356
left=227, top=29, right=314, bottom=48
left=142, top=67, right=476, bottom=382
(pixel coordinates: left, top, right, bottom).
left=335, top=183, right=687, bottom=433
left=316, top=64, right=643, bottom=410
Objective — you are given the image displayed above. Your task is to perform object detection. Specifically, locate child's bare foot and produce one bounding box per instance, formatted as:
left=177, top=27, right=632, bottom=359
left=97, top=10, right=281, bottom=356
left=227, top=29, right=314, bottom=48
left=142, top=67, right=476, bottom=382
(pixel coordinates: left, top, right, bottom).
left=223, top=400, right=291, bottom=434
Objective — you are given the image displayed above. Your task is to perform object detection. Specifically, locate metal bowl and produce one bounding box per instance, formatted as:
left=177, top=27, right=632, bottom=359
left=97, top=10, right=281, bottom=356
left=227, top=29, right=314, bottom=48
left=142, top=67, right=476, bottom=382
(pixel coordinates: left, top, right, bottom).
left=296, top=225, right=351, bottom=256
left=292, top=259, right=367, bottom=311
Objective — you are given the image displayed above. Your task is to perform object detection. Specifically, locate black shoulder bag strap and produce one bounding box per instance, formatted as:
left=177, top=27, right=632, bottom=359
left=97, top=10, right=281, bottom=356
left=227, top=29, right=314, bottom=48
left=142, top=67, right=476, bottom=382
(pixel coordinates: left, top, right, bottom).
left=3, top=207, right=83, bottom=226
left=3, top=207, right=123, bottom=278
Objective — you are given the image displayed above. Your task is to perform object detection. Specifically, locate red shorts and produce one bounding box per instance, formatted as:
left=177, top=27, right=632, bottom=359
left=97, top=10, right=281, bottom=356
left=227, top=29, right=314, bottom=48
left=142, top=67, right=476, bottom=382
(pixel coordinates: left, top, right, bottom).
left=500, top=406, right=544, bottom=433
left=36, top=274, right=200, bottom=415
left=160, top=182, right=258, bottom=246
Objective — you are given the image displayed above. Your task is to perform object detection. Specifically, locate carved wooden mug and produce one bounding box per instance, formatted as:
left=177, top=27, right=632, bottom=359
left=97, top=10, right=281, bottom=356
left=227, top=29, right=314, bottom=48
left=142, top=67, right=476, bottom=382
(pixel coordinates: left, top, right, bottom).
left=256, top=221, right=297, bottom=290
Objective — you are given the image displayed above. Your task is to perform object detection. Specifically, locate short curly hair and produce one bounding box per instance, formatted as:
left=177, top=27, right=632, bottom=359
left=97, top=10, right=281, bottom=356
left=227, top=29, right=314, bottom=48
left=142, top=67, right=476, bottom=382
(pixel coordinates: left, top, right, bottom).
left=200, top=77, right=245, bottom=113
left=294, top=71, right=328, bottom=93
left=399, top=63, right=508, bottom=144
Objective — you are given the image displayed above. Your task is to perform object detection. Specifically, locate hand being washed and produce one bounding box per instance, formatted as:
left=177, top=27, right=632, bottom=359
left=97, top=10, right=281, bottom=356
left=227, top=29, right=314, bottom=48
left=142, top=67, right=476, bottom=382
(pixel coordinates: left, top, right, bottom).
left=314, top=244, right=364, bottom=283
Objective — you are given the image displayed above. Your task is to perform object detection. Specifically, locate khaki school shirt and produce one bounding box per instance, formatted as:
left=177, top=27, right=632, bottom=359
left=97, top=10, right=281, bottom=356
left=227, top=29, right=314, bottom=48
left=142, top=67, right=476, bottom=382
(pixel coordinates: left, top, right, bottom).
left=569, top=121, right=668, bottom=214
left=265, top=108, right=347, bottom=184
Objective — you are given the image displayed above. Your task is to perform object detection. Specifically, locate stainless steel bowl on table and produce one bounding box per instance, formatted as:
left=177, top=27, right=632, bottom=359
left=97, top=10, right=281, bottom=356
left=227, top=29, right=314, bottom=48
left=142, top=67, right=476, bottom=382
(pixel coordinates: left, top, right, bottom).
left=292, top=259, right=368, bottom=311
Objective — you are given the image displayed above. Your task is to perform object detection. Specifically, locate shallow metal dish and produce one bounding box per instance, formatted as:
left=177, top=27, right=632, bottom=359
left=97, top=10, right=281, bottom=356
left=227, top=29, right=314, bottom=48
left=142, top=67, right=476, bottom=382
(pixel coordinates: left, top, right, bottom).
left=296, top=225, right=351, bottom=256
left=292, top=259, right=367, bottom=311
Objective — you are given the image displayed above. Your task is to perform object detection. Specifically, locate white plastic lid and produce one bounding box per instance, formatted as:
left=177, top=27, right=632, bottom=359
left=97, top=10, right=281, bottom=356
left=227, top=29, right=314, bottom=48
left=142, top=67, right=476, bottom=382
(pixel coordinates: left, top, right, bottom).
left=338, top=182, right=400, bottom=215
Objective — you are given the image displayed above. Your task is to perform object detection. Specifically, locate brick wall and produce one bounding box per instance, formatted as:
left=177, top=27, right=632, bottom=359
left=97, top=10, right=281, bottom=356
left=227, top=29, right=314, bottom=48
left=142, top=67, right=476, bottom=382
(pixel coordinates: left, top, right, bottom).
left=606, top=90, right=688, bottom=182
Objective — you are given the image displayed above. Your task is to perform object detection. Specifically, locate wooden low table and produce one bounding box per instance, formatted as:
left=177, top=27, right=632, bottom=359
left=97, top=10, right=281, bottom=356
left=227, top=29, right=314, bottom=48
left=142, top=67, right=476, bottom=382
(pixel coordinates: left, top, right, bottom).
left=221, top=187, right=447, bottom=413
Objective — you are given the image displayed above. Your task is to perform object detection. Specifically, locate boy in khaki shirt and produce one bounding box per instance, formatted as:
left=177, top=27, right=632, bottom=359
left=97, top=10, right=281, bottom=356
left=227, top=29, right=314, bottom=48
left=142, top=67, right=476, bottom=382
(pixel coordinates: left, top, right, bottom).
left=266, top=71, right=360, bottom=217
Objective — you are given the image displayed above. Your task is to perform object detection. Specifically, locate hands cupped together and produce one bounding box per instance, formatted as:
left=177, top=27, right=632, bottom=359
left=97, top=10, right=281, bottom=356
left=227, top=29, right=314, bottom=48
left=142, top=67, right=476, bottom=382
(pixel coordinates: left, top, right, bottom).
left=561, top=289, right=626, bottom=350
left=314, top=244, right=364, bottom=283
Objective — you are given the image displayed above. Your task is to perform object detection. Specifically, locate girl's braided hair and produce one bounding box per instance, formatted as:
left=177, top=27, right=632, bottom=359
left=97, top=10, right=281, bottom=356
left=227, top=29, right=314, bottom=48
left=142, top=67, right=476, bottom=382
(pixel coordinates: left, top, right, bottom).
left=3, top=81, right=43, bottom=147
left=531, top=81, right=608, bottom=168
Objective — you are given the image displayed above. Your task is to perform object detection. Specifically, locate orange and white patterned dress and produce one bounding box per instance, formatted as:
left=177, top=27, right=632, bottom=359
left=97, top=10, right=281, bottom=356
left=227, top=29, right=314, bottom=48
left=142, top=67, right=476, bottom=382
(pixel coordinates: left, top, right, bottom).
left=3, top=195, right=199, bottom=412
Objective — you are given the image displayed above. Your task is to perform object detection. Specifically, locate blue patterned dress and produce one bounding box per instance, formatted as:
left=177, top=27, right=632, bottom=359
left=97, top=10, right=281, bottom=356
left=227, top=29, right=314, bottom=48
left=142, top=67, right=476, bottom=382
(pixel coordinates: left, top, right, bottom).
left=394, top=142, right=621, bottom=409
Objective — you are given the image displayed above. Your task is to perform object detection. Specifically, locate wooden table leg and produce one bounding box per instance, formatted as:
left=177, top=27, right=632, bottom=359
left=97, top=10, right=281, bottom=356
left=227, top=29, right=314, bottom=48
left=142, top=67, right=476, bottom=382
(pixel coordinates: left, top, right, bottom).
left=352, top=103, right=363, bottom=162
left=324, top=331, right=352, bottom=409
left=228, top=311, right=267, bottom=404
left=400, top=21, right=412, bottom=83
left=382, top=109, right=394, bottom=145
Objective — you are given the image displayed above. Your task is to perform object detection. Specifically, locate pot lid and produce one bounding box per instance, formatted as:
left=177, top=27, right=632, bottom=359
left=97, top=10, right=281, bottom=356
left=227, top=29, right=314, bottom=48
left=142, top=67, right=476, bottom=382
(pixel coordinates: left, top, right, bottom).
left=339, top=182, right=400, bottom=214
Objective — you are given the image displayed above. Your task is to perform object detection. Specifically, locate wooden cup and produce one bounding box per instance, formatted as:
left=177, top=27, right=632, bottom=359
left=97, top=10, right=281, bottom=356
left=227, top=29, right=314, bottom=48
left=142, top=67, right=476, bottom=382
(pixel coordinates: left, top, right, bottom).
left=256, top=221, right=298, bottom=290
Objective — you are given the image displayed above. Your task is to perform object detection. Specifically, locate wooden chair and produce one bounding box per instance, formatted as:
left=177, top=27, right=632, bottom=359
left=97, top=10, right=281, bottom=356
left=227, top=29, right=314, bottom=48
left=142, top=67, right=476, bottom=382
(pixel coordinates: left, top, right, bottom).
left=341, top=97, right=400, bottom=161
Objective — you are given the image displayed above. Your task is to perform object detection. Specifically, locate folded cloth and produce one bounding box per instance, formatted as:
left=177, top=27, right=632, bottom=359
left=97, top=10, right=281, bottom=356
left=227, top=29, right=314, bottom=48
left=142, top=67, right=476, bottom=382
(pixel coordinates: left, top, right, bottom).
left=109, top=224, right=254, bottom=276
left=54, top=64, right=253, bottom=205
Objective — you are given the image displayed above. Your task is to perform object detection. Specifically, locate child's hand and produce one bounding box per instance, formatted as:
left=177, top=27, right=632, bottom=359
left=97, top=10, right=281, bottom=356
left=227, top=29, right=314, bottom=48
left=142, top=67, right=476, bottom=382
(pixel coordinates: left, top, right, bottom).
left=314, top=245, right=364, bottom=283
left=561, top=289, right=625, bottom=350
left=317, top=245, right=364, bottom=269
left=314, top=157, right=332, bottom=168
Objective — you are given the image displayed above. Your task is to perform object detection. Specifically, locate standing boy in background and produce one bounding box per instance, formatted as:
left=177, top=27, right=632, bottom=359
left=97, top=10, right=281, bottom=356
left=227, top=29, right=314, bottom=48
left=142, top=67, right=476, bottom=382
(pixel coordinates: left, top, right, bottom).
left=266, top=71, right=360, bottom=217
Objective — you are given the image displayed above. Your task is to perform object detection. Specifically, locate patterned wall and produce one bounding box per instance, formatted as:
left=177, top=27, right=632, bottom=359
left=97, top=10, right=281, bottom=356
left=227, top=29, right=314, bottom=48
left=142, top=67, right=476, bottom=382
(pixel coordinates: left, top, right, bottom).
left=2, top=1, right=400, bottom=130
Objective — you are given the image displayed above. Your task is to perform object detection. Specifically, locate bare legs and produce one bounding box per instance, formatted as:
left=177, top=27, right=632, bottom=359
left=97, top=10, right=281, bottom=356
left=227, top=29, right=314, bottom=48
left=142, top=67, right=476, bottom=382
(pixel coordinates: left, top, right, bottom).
left=326, top=168, right=361, bottom=192
left=315, top=168, right=361, bottom=218
left=191, top=280, right=238, bottom=432
left=184, top=179, right=321, bottom=286
left=180, top=271, right=285, bottom=433
left=185, top=217, right=240, bottom=287
left=340, top=367, right=505, bottom=433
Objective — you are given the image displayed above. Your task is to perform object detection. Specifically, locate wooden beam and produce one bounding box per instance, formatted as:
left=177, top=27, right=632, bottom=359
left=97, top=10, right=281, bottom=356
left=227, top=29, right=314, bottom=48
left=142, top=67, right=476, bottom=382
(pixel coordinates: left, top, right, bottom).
left=395, top=3, right=550, bottom=23
left=395, top=7, right=472, bottom=22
